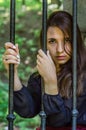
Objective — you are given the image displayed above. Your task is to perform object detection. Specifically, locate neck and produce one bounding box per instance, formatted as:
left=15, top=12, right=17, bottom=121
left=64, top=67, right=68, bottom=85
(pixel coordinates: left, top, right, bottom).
left=56, top=64, right=61, bottom=73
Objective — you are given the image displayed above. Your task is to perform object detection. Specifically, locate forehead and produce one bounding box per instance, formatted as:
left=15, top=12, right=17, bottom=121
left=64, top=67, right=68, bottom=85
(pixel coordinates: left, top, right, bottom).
left=47, top=26, right=69, bottom=39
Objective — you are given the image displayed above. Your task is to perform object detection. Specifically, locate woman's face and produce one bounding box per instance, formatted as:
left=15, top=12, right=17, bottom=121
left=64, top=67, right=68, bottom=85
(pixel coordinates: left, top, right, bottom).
left=47, top=26, right=72, bottom=67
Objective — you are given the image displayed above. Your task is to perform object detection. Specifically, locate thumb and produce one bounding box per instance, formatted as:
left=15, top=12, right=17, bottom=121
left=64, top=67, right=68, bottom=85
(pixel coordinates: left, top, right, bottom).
left=15, top=44, right=19, bottom=54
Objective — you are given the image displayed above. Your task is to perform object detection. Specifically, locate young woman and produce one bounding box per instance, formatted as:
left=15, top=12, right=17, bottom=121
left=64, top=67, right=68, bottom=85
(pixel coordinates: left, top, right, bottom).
left=2, top=11, right=86, bottom=129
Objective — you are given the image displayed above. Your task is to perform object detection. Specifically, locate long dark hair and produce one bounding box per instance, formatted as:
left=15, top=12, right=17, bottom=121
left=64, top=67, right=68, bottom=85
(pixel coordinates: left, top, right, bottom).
left=40, top=11, right=86, bottom=98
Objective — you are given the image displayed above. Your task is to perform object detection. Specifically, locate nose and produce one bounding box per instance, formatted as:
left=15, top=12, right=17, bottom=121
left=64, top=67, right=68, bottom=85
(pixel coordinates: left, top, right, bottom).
left=56, top=42, right=64, bottom=53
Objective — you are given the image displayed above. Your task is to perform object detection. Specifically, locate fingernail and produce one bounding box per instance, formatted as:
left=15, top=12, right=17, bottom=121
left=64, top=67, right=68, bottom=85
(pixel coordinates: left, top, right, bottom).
left=17, top=61, right=20, bottom=64
left=13, top=45, right=16, bottom=49
left=17, top=62, right=20, bottom=64
left=16, top=55, right=20, bottom=59
left=16, top=44, right=18, bottom=47
left=47, top=50, right=49, bottom=54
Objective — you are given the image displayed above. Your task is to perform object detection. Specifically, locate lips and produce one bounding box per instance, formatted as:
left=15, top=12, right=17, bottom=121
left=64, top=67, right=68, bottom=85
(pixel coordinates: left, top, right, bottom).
left=56, top=56, right=66, bottom=60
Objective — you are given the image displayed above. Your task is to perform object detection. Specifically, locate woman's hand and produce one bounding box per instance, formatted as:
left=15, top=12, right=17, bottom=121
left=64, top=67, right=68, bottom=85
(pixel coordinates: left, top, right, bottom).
left=2, top=42, right=23, bottom=91
left=2, top=42, right=20, bottom=72
left=37, top=49, right=58, bottom=95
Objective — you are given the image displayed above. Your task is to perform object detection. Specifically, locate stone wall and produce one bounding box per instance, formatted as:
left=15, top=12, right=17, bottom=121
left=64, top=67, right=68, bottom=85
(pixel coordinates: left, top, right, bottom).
left=63, top=0, right=86, bottom=45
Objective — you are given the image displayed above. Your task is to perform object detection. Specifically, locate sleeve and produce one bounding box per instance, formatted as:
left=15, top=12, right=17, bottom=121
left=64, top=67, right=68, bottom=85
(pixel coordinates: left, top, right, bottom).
left=43, top=78, right=86, bottom=127
left=13, top=73, right=41, bottom=118
left=43, top=94, right=72, bottom=127
left=14, top=73, right=72, bottom=126
left=77, top=78, right=86, bottom=125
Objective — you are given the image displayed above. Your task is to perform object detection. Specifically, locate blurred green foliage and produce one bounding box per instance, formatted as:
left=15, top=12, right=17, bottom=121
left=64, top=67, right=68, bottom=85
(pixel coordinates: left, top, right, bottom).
left=0, top=0, right=63, bottom=129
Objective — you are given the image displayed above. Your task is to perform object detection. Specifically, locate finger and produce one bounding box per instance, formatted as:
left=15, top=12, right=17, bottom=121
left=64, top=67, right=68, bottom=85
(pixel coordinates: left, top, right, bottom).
left=15, top=44, right=19, bottom=55
left=3, top=54, right=20, bottom=62
left=5, top=42, right=16, bottom=50
left=36, top=59, right=41, bottom=66
left=3, top=59, right=20, bottom=65
left=15, top=44, right=20, bottom=60
left=37, top=54, right=43, bottom=63
left=38, top=49, right=47, bottom=58
left=4, top=48, right=19, bottom=58
left=2, top=53, right=20, bottom=64
left=47, top=50, right=54, bottom=63
left=5, top=42, right=19, bottom=59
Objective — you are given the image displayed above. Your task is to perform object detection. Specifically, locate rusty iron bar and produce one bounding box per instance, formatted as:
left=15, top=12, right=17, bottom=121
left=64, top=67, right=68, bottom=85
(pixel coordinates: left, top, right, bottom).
left=6, top=0, right=16, bottom=130
left=39, top=0, right=47, bottom=130
left=72, top=0, right=78, bottom=130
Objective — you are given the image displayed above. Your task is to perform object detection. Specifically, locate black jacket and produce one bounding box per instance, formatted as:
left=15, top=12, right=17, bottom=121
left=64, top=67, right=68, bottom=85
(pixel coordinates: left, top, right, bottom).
left=14, top=73, right=86, bottom=127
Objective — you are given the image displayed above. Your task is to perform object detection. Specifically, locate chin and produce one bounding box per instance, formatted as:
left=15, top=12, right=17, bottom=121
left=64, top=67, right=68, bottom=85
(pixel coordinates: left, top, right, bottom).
left=56, top=60, right=68, bottom=65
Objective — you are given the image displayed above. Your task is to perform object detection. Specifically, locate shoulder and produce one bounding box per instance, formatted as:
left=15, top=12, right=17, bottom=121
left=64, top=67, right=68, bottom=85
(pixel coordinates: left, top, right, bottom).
left=29, top=71, right=41, bottom=81
left=26, top=72, right=41, bottom=95
left=27, top=71, right=41, bottom=87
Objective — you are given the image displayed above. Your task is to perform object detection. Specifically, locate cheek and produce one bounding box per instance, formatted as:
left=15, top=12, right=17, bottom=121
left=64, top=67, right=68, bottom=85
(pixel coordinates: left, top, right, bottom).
left=47, top=44, right=56, bottom=52
left=47, top=45, right=52, bottom=52
left=47, top=45, right=54, bottom=54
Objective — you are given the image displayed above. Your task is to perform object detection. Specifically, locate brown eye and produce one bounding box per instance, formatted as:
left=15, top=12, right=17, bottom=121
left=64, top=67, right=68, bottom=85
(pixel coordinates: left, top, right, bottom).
left=48, top=38, right=56, bottom=44
left=64, top=37, right=71, bottom=44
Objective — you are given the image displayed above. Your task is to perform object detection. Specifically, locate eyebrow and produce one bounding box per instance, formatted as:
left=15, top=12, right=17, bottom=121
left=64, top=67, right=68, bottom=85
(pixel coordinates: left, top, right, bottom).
left=65, top=36, right=70, bottom=39
left=47, top=38, right=56, bottom=40
left=65, top=37, right=71, bottom=41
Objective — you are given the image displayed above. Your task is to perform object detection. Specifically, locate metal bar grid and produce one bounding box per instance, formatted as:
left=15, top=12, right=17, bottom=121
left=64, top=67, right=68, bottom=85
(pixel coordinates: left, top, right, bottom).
left=7, top=0, right=78, bottom=130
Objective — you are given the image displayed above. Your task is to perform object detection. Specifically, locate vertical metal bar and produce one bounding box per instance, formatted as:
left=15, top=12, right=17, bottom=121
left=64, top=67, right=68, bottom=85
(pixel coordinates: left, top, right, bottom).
left=72, top=0, right=78, bottom=130
left=41, top=0, right=47, bottom=53
left=7, top=0, right=16, bottom=130
left=39, top=0, right=47, bottom=130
